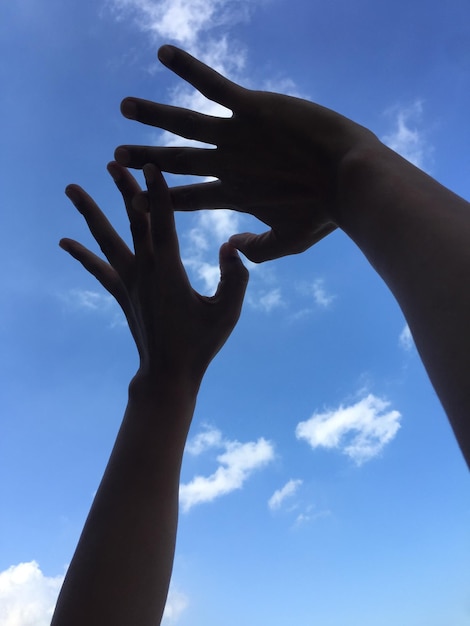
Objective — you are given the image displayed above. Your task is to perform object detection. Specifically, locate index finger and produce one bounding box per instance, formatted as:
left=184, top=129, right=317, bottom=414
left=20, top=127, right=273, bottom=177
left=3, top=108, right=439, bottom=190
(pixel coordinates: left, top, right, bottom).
left=157, top=45, right=247, bottom=111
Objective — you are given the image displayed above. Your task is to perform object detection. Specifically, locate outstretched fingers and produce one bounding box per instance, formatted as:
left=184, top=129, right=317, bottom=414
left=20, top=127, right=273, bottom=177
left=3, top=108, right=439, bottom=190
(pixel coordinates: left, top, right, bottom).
left=141, top=164, right=187, bottom=283
left=59, top=238, right=126, bottom=305
left=107, top=162, right=152, bottom=263
left=157, top=45, right=247, bottom=111
left=115, top=146, right=218, bottom=176
left=120, top=100, right=225, bottom=146
left=65, top=184, right=134, bottom=283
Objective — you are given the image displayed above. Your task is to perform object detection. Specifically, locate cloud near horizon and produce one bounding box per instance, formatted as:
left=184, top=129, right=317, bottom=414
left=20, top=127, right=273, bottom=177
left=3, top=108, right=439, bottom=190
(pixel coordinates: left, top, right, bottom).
left=0, top=561, right=63, bottom=626
left=296, top=394, right=402, bottom=465
left=0, top=561, right=187, bottom=625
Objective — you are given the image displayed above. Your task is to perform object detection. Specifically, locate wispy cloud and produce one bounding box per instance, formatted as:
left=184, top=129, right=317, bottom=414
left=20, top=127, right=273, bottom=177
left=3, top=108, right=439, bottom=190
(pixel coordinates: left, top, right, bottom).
left=294, top=506, right=331, bottom=528
left=162, top=586, right=188, bottom=624
left=61, top=288, right=127, bottom=328
left=399, top=323, right=414, bottom=352
left=185, top=426, right=224, bottom=455
left=248, top=288, right=284, bottom=313
left=268, top=479, right=302, bottom=511
left=296, top=394, right=402, bottom=465
left=311, top=279, right=335, bottom=308
left=382, top=101, right=432, bottom=170
left=0, top=561, right=63, bottom=626
left=181, top=210, right=241, bottom=294
left=66, top=288, right=114, bottom=311
left=181, top=426, right=275, bottom=512
left=106, top=0, right=251, bottom=50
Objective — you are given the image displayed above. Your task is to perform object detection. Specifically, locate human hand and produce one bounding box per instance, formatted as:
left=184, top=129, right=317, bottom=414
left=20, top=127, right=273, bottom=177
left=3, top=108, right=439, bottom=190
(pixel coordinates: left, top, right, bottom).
left=61, top=162, right=248, bottom=390
left=115, top=45, right=378, bottom=262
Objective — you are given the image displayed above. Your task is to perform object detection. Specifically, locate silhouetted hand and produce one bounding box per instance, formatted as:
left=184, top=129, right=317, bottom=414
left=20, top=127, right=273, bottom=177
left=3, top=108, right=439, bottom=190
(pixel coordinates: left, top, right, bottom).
left=115, top=45, right=377, bottom=262
left=61, top=162, right=248, bottom=388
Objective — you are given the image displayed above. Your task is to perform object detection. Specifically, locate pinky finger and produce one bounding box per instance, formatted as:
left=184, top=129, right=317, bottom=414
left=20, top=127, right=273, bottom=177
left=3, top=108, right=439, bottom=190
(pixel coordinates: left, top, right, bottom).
left=59, top=238, right=126, bottom=304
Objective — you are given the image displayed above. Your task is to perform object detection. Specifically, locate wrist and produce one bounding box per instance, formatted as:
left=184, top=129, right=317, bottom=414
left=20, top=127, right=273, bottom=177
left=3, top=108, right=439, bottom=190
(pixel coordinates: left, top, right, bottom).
left=332, top=133, right=388, bottom=228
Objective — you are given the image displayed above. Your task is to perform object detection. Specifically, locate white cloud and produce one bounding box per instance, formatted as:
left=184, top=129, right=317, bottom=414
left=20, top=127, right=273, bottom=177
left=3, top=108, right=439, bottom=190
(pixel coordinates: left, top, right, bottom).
left=180, top=428, right=275, bottom=512
left=311, top=279, right=335, bottom=308
left=248, top=288, right=284, bottom=312
left=382, top=101, right=431, bottom=170
left=107, top=0, right=252, bottom=50
left=162, top=587, right=188, bottom=624
left=199, top=210, right=239, bottom=240
left=182, top=210, right=242, bottom=293
left=66, top=288, right=114, bottom=311
left=183, top=257, right=221, bottom=293
left=296, top=394, right=401, bottom=465
left=0, top=562, right=63, bottom=626
left=0, top=561, right=187, bottom=626
left=185, top=426, right=223, bottom=455
left=268, top=479, right=302, bottom=511
left=399, top=323, right=414, bottom=351
left=296, top=279, right=335, bottom=310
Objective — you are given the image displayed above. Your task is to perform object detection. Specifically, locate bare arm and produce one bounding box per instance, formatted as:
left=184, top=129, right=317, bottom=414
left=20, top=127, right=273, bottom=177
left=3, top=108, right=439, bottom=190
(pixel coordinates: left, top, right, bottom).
left=51, top=162, right=248, bottom=626
left=115, top=46, right=470, bottom=467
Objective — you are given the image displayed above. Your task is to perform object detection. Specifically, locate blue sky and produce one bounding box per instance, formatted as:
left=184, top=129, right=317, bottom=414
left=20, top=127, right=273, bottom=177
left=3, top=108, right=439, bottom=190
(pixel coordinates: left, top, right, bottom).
left=1, top=0, right=469, bottom=623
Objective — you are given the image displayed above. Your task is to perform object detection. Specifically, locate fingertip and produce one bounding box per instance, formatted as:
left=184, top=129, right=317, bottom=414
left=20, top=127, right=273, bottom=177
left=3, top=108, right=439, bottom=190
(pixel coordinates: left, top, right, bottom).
left=158, top=45, right=176, bottom=66
left=219, top=242, right=249, bottom=282
left=114, top=147, right=130, bottom=166
left=220, top=242, right=240, bottom=260
left=120, top=98, right=137, bottom=119
left=143, top=163, right=157, bottom=184
left=59, top=238, right=74, bottom=253
left=65, top=184, right=81, bottom=203
left=107, top=161, right=122, bottom=182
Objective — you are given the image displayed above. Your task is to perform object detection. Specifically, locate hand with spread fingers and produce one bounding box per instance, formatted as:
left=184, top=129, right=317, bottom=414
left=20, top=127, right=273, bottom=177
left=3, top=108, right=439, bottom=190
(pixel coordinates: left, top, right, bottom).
left=52, top=163, right=248, bottom=626
left=60, top=162, right=248, bottom=388
left=114, top=45, right=377, bottom=262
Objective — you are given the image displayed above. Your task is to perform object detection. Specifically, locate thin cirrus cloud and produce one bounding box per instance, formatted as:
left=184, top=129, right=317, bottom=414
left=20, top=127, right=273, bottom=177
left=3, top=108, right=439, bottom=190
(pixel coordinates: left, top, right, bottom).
left=399, top=323, right=414, bottom=352
left=382, top=101, right=431, bottom=171
left=180, top=427, right=275, bottom=512
left=268, top=479, right=303, bottom=511
left=295, top=394, right=402, bottom=465
left=65, top=288, right=114, bottom=312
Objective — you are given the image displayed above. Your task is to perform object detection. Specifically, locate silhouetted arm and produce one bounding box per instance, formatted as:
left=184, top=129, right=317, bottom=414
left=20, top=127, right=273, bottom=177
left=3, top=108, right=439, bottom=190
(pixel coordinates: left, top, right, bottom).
left=51, top=162, right=248, bottom=626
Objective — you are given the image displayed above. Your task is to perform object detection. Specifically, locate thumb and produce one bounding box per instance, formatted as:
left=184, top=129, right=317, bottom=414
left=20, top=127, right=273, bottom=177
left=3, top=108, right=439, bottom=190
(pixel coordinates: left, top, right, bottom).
left=214, top=243, right=249, bottom=325
left=228, top=230, right=283, bottom=263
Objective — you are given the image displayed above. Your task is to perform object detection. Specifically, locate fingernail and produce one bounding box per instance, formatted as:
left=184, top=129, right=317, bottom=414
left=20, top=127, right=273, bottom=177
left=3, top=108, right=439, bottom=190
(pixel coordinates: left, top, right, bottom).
left=115, top=147, right=130, bottom=166
left=121, top=99, right=137, bottom=119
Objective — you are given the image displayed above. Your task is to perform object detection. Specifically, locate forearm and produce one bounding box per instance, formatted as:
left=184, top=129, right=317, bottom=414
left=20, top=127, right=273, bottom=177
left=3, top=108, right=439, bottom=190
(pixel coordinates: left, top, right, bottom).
left=336, top=141, right=470, bottom=465
left=51, top=374, right=197, bottom=626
